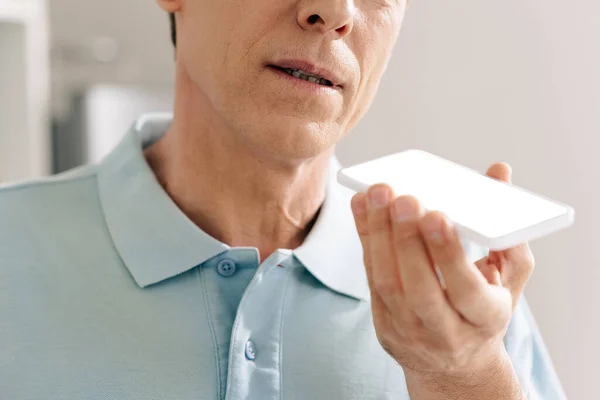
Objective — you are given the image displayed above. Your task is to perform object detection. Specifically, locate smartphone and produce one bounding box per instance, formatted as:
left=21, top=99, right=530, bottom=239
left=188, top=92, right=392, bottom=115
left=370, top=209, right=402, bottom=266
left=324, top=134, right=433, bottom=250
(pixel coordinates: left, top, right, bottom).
left=337, top=149, right=575, bottom=251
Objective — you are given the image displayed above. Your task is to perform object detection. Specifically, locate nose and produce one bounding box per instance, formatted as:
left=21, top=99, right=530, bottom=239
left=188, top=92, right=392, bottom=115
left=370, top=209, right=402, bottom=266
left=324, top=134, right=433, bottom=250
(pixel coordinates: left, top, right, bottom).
left=297, top=0, right=355, bottom=38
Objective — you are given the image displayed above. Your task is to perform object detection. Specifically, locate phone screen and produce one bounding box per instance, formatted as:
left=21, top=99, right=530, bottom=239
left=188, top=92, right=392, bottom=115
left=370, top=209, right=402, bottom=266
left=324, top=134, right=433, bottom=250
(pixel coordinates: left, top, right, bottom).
left=341, top=150, right=570, bottom=239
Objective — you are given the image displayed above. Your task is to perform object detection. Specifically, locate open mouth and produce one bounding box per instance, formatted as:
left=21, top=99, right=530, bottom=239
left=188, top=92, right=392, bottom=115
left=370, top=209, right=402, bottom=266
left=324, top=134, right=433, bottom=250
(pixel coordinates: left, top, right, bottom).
left=269, top=65, right=335, bottom=87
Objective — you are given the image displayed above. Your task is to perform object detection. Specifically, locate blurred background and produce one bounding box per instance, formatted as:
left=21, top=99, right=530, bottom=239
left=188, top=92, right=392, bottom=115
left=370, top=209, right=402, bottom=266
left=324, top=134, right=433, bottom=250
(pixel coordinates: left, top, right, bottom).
left=1, top=0, right=598, bottom=397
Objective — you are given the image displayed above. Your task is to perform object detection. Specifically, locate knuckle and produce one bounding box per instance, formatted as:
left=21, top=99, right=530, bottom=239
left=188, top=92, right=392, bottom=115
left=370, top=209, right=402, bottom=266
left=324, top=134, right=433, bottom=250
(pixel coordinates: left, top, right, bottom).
left=420, top=210, right=444, bottom=227
left=433, top=243, right=462, bottom=265
left=373, top=275, right=399, bottom=298
left=392, top=225, right=422, bottom=247
left=368, top=207, right=392, bottom=232
left=507, top=245, right=535, bottom=285
left=404, top=292, right=422, bottom=311
left=405, top=285, right=442, bottom=312
left=351, top=193, right=368, bottom=215
left=412, top=298, right=445, bottom=322
left=355, top=223, right=370, bottom=239
left=376, top=333, right=395, bottom=357
left=525, top=247, right=536, bottom=271
left=373, top=321, right=396, bottom=352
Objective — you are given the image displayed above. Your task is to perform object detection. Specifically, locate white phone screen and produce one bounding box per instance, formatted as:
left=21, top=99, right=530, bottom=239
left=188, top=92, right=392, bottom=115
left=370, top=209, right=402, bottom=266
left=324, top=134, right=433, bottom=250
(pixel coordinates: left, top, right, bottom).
left=342, top=150, right=569, bottom=239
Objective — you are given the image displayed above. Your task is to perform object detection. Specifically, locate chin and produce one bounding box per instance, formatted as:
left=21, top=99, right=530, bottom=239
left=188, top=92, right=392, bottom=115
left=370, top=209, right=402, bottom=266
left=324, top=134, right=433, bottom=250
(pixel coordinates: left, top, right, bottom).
left=240, top=117, right=340, bottom=163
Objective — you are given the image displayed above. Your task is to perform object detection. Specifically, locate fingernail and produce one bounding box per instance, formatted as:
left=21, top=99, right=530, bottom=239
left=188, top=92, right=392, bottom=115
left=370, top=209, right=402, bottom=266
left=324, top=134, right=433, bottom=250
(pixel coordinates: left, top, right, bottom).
left=427, top=227, right=444, bottom=244
left=368, top=187, right=390, bottom=209
left=393, top=198, right=420, bottom=221
left=424, top=215, right=453, bottom=243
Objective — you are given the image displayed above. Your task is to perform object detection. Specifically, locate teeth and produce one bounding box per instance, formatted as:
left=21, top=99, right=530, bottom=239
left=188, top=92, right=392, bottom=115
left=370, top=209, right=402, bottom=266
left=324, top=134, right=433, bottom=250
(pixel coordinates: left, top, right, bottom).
left=281, top=67, right=332, bottom=86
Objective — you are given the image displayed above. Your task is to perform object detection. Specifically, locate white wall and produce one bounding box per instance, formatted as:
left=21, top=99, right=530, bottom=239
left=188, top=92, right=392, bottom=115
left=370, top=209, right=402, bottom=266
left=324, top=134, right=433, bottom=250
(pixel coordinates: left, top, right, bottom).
left=0, top=20, right=27, bottom=181
left=47, top=0, right=598, bottom=397
left=337, top=1, right=599, bottom=398
left=49, top=0, right=174, bottom=117
left=0, top=0, right=50, bottom=182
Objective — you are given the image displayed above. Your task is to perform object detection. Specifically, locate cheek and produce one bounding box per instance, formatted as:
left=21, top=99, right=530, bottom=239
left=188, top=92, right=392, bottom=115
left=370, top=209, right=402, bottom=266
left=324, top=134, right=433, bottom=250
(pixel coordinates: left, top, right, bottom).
left=359, top=9, right=401, bottom=82
left=212, top=5, right=284, bottom=98
left=179, top=1, right=261, bottom=79
left=178, top=3, right=226, bottom=86
left=345, top=9, right=402, bottom=125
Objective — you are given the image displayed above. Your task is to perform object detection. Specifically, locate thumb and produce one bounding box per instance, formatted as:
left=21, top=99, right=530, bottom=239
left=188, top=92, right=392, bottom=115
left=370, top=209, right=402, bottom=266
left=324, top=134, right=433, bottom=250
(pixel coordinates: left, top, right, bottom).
left=475, top=257, right=502, bottom=285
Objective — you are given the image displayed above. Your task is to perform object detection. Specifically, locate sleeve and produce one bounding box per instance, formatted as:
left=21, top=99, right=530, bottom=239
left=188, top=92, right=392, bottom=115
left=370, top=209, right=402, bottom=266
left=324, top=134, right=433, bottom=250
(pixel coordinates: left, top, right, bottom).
left=462, top=241, right=567, bottom=399
left=504, top=298, right=567, bottom=400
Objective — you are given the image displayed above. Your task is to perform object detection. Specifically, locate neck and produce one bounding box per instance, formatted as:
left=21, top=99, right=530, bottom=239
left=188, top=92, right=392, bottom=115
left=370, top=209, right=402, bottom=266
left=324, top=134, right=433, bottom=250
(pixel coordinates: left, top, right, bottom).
left=144, top=68, right=334, bottom=263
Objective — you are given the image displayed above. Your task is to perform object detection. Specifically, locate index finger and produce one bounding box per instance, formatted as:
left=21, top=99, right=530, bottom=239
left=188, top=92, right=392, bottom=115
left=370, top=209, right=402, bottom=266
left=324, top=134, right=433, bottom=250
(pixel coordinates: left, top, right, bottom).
left=351, top=193, right=374, bottom=286
left=390, top=196, right=452, bottom=321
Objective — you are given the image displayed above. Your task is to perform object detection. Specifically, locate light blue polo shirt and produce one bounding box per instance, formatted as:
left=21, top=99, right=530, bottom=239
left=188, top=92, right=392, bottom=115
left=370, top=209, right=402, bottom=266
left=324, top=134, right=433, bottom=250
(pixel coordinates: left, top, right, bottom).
left=0, top=114, right=566, bottom=399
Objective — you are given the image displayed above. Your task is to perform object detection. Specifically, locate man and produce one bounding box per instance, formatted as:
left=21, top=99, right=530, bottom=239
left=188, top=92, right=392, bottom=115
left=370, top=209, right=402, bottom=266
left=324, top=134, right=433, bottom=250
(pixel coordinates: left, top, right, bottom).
left=0, top=0, right=565, bottom=399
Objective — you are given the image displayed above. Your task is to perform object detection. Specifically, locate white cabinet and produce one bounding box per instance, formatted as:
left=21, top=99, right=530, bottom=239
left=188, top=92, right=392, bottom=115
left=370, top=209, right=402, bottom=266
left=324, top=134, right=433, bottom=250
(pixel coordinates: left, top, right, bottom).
left=0, top=0, right=50, bottom=183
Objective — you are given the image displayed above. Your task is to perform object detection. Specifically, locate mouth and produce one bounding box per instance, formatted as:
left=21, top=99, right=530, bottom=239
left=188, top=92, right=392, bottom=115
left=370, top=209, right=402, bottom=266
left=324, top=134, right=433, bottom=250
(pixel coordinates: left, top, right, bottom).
left=267, top=65, right=337, bottom=88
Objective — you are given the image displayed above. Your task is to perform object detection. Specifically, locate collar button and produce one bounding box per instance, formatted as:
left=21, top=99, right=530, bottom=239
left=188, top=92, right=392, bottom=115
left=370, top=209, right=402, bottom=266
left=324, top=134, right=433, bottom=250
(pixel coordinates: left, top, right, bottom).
left=217, top=259, right=237, bottom=277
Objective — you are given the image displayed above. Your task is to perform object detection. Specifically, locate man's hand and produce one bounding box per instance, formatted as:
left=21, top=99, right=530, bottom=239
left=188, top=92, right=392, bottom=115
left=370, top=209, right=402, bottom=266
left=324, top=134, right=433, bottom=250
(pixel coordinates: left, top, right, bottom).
left=350, top=162, right=534, bottom=399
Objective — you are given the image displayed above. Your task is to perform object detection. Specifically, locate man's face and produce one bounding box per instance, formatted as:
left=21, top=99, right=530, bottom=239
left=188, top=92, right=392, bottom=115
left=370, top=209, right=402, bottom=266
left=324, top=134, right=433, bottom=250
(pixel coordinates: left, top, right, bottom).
left=162, top=0, right=406, bottom=160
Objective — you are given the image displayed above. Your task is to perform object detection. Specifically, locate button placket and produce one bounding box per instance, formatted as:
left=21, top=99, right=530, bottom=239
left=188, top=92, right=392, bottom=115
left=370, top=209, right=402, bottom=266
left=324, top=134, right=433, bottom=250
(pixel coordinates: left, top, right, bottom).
left=224, top=250, right=294, bottom=400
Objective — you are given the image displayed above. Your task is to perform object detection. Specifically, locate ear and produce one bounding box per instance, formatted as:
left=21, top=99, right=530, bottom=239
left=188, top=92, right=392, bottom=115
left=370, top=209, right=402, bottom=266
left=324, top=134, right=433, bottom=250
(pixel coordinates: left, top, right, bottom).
left=156, top=0, right=182, bottom=13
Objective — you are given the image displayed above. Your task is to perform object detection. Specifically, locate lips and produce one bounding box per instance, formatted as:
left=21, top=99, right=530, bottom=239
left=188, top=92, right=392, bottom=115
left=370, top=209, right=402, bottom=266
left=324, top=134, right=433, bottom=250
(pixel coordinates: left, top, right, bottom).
left=267, top=60, right=343, bottom=88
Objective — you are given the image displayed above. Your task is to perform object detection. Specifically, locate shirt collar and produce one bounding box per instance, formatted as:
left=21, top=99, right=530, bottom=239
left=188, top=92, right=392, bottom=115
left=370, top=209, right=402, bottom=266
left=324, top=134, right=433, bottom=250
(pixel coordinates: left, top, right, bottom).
left=97, top=114, right=369, bottom=301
